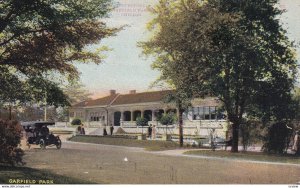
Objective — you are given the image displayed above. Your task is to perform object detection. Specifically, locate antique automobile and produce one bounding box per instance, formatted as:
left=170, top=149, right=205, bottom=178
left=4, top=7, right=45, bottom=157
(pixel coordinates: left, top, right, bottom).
left=21, top=121, right=62, bottom=149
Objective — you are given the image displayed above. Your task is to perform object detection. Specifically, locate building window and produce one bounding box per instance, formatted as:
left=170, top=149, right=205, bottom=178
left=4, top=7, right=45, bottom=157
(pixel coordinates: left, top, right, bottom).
left=191, top=106, right=220, bottom=120
left=210, top=107, right=216, bottom=120
left=204, top=107, right=209, bottom=120
left=193, top=107, right=199, bottom=120
left=70, top=112, right=75, bottom=117
left=90, top=112, right=94, bottom=121
left=90, top=112, right=104, bottom=122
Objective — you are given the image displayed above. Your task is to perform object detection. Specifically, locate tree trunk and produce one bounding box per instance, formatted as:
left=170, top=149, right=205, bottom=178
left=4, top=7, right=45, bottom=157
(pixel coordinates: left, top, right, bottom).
left=179, top=111, right=183, bottom=147
left=178, top=102, right=184, bottom=147
left=231, top=123, right=239, bottom=152
left=9, top=105, right=12, bottom=120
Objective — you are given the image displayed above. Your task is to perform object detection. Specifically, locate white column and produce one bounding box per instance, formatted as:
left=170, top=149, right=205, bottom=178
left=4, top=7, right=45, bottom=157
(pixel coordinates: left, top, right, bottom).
left=141, top=110, right=144, bottom=118
left=152, top=110, right=155, bottom=121
left=120, top=111, right=124, bottom=121
left=164, top=108, right=167, bottom=115
left=131, top=111, right=134, bottom=122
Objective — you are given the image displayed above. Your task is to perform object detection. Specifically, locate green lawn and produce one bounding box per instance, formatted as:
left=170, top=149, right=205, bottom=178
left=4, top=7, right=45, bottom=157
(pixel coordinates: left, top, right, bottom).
left=0, top=165, right=95, bottom=184
left=184, top=150, right=300, bottom=164
left=69, top=135, right=182, bottom=151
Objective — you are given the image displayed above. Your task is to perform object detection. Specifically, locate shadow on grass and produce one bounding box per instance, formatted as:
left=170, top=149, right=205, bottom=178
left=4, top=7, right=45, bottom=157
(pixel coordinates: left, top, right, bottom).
left=69, top=135, right=212, bottom=151
left=184, top=150, right=300, bottom=164
left=0, top=165, right=96, bottom=184
left=69, top=135, right=182, bottom=151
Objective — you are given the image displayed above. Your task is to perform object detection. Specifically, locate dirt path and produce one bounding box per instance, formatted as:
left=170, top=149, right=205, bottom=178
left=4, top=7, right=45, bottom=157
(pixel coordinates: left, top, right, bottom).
left=21, top=141, right=300, bottom=184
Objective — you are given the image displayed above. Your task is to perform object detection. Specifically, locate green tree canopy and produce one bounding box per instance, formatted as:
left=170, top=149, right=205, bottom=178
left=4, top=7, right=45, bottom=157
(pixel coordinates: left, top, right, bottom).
left=140, top=0, right=297, bottom=152
left=0, top=0, right=118, bottom=106
left=63, top=81, right=92, bottom=105
left=159, top=113, right=177, bottom=126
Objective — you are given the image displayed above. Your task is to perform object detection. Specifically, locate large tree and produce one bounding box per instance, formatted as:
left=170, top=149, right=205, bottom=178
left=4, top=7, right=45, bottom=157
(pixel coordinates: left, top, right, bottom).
left=63, top=81, right=92, bottom=105
left=0, top=0, right=118, bottom=107
left=55, top=81, right=92, bottom=122
left=140, top=0, right=297, bottom=152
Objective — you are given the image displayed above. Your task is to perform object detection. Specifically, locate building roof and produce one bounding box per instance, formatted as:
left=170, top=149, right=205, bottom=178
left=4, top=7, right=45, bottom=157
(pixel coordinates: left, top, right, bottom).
left=191, top=97, right=220, bottom=107
left=71, top=90, right=219, bottom=108
left=72, top=90, right=172, bottom=108
left=85, top=94, right=119, bottom=107
left=112, top=90, right=173, bottom=105
left=72, top=101, right=88, bottom=107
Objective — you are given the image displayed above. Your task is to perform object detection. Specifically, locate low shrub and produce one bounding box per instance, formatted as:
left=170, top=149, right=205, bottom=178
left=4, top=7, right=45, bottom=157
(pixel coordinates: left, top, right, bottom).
left=262, top=122, right=292, bottom=154
left=0, top=119, right=25, bottom=166
left=136, top=117, right=148, bottom=127
left=159, top=113, right=177, bottom=126
left=71, top=118, right=82, bottom=126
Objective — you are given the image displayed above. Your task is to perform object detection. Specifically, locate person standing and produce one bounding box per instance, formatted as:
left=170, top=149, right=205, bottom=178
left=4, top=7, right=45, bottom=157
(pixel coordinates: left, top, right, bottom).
left=110, top=124, right=114, bottom=135
left=77, top=125, right=82, bottom=135
left=148, top=124, right=153, bottom=139
left=103, top=125, right=108, bottom=136
left=152, top=125, right=157, bottom=140
left=80, top=124, right=85, bottom=135
left=292, top=131, right=299, bottom=153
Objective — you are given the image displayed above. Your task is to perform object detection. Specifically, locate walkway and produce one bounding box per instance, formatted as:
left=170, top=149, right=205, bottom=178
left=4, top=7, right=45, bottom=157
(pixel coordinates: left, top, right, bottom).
left=64, top=141, right=300, bottom=167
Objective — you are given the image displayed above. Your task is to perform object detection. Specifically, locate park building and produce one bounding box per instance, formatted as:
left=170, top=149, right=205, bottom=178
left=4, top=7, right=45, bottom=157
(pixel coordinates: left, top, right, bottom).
left=69, top=90, right=229, bottom=139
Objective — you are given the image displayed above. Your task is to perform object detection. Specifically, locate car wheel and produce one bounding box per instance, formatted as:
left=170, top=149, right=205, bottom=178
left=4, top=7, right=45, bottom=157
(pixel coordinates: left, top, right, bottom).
left=56, top=138, right=62, bottom=149
left=39, top=139, right=46, bottom=149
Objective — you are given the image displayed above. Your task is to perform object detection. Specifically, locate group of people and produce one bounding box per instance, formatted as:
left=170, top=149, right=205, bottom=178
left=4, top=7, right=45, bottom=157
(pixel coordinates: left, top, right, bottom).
left=77, top=123, right=114, bottom=136
left=103, top=124, right=114, bottom=136
left=26, top=125, right=50, bottom=139
left=147, top=124, right=157, bottom=139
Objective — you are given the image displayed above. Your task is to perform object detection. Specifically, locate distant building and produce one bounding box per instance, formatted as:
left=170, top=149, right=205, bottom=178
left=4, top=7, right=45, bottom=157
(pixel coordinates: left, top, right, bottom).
left=69, top=90, right=228, bottom=138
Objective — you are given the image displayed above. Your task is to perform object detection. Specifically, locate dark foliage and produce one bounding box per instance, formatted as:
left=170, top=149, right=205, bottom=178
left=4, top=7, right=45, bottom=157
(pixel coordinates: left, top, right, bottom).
left=0, top=120, right=25, bottom=166
left=159, top=113, right=177, bottom=126
left=136, top=117, right=149, bottom=127
left=71, top=118, right=82, bottom=126
left=262, top=122, right=292, bottom=154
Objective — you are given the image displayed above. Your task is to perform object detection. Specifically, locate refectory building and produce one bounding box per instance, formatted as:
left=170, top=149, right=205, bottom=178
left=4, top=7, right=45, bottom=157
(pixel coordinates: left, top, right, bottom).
left=69, top=90, right=228, bottom=137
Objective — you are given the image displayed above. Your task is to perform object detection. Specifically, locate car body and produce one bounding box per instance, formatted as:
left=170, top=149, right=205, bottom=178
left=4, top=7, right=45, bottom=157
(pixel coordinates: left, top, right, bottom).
left=21, top=121, right=61, bottom=149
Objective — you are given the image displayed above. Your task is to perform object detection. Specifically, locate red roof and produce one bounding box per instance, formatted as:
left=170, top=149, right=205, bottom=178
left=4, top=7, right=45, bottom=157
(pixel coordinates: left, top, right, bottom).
left=112, top=90, right=173, bottom=105
left=72, top=90, right=172, bottom=107
left=72, top=101, right=88, bottom=107
left=86, top=94, right=118, bottom=106
left=72, top=90, right=219, bottom=107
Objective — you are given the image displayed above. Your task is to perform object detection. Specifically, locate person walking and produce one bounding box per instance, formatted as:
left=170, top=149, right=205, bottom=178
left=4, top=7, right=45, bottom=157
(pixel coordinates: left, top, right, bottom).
left=110, top=124, right=114, bottom=135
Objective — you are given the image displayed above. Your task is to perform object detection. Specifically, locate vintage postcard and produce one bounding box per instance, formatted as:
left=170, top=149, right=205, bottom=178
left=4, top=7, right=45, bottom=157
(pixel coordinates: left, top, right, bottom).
left=0, top=0, right=300, bottom=187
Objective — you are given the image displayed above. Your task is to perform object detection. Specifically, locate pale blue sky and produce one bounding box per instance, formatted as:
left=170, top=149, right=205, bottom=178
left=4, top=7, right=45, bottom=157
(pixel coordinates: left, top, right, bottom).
left=76, top=0, right=300, bottom=98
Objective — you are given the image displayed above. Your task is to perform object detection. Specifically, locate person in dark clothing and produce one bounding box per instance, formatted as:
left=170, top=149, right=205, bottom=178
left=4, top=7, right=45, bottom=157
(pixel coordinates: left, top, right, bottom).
left=110, top=124, right=114, bottom=135
left=103, top=126, right=108, bottom=136
left=77, top=125, right=82, bottom=135
left=80, top=124, right=85, bottom=135
left=148, top=124, right=153, bottom=139
left=40, top=125, right=49, bottom=137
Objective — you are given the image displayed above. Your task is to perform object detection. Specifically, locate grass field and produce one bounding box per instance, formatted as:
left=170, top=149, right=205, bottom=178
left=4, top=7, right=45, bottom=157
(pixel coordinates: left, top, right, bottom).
left=184, top=150, right=300, bottom=164
left=69, top=135, right=182, bottom=151
left=69, top=135, right=300, bottom=164
left=0, top=165, right=94, bottom=184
